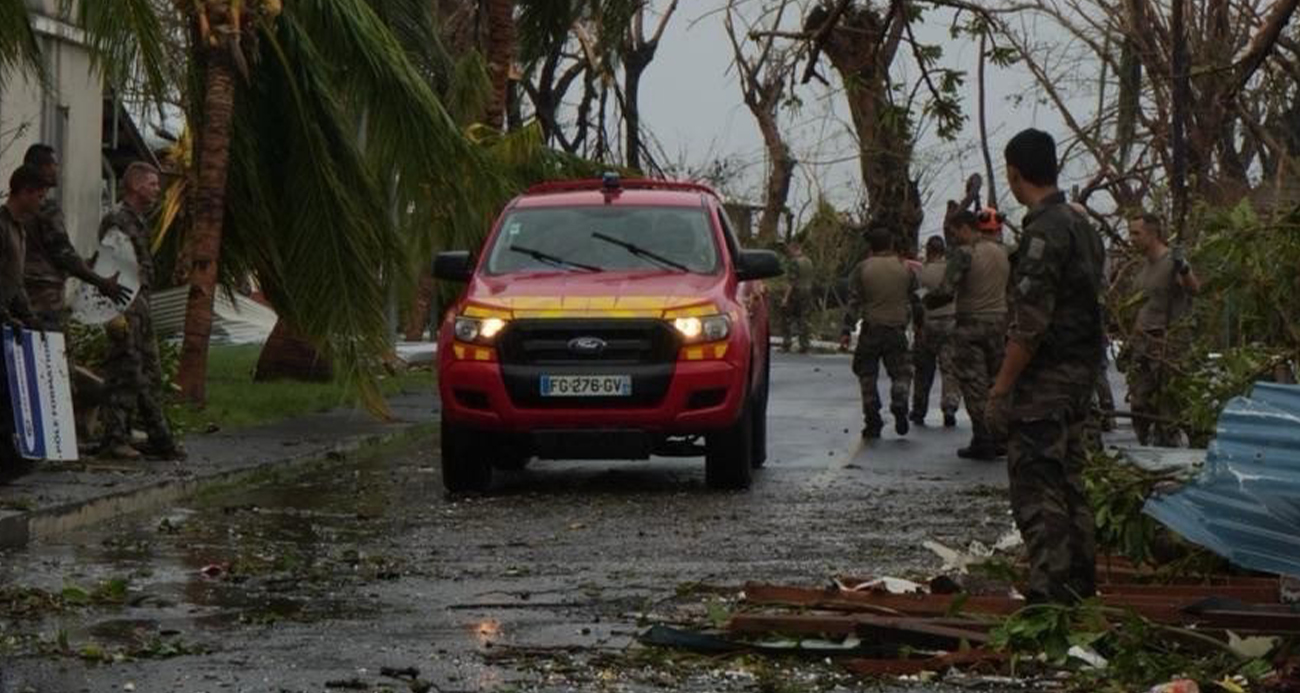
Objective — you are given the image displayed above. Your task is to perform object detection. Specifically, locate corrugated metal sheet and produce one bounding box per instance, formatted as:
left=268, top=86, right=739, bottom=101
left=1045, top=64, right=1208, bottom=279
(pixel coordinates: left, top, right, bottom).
left=1145, top=382, right=1300, bottom=578
left=150, top=286, right=278, bottom=346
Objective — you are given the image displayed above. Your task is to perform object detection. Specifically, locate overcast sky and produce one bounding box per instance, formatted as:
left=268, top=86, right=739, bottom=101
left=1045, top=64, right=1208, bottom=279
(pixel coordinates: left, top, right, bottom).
left=637, top=0, right=1096, bottom=241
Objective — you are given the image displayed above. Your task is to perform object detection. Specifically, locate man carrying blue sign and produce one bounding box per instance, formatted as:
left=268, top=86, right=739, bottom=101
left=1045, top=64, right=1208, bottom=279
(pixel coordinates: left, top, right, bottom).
left=1, top=166, right=50, bottom=471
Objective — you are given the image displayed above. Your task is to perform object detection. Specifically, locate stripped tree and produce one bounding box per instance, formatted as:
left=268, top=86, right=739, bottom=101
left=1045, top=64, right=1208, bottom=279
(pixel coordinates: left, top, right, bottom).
left=977, top=0, right=1300, bottom=234
left=724, top=0, right=802, bottom=244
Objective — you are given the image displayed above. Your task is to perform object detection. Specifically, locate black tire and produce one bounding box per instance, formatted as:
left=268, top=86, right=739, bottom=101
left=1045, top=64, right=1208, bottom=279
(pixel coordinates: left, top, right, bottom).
left=440, top=415, right=492, bottom=493
left=705, top=399, right=754, bottom=490
left=492, top=436, right=532, bottom=471
left=751, top=346, right=771, bottom=469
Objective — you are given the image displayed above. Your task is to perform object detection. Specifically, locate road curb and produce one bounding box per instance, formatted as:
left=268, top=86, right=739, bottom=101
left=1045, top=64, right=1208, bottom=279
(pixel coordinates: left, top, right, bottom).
left=0, top=421, right=435, bottom=550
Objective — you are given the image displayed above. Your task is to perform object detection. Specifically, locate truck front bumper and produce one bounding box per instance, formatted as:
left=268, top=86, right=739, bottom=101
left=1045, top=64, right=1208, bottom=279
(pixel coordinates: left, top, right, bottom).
left=439, top=359, right=745, bottom=434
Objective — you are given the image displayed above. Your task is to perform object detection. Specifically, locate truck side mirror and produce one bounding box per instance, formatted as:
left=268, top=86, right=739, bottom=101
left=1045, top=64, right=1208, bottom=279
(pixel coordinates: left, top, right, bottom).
left=433, top=251, right=473, bottom=282
left=735, top=249, right=783, bottom=282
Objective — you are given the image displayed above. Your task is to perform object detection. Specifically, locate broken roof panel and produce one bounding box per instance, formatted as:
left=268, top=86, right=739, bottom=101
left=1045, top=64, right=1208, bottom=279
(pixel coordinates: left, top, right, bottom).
left=1145, top=382, right=1300, bottom=578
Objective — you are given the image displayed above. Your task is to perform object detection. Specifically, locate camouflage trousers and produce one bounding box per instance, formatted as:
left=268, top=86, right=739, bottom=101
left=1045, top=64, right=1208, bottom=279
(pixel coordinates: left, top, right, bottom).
left=1126, top=330, right=1181, bottom=446
left=852, top=324, right=912, bottom=429
left=1008, top=364, right=1098, bottom=604
left=953, top=315, right=1007, bottom=444
left=781, top=291, right=812, bottom=352
left=912, top=316, right=961, bottom=417
left=26, top=283, right=67, bottom=327
left=100, top=301, right=175, bottom=450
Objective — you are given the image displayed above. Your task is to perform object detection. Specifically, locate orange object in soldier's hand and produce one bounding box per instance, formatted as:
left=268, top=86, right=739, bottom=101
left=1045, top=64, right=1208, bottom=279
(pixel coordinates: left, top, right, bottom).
left=977, top=206, right=1006, bottom=233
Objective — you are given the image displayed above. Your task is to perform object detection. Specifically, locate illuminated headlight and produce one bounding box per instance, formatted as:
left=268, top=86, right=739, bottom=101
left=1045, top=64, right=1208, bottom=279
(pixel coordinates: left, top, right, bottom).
left=454, top=316, right=508, bottom=343
left=673, top=315, right=730, bottom=343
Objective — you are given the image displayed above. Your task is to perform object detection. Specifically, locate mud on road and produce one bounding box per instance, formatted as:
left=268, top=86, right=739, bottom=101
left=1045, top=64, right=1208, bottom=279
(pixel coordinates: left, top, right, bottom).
left=1, top=354, right=1019, bottom=692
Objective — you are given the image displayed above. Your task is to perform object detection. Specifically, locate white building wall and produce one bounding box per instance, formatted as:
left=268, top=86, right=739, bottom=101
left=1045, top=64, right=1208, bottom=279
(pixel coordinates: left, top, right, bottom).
left=1, top=4, right=104, bottom=254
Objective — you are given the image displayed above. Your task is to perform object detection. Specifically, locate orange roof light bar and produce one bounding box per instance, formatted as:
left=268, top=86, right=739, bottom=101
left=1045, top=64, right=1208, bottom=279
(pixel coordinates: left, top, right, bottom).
left=524, top=177, right=721, bottom=198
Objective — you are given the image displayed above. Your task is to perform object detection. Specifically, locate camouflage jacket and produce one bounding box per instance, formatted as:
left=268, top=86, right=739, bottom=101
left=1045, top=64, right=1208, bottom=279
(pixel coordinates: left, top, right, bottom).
left=1007, top=191, right=1104, bottom=371
left=25, top=198, right=95, bottom=299
left=929, top=237, right=1009, bottom=318
left=787, top=255, right=814, bottom=293
left=98, top=203, right=155, bottom=294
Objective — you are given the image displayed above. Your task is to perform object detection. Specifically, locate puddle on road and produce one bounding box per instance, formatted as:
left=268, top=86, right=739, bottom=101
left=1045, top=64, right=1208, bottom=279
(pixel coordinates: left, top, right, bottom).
left=0, top=440, right=438, bottom=658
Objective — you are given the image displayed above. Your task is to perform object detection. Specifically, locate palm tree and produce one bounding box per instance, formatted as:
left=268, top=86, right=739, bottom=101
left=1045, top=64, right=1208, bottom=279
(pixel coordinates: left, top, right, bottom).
left=75, top=0, right=511, bottom=411
left=28, top=0, right=601, bottom=414
left=484, top=0, right=516, bottom=129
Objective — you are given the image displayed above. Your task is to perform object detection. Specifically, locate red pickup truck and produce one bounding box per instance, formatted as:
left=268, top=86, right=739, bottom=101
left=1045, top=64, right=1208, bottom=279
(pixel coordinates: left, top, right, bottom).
left=433, top=176, right=782, bottom=492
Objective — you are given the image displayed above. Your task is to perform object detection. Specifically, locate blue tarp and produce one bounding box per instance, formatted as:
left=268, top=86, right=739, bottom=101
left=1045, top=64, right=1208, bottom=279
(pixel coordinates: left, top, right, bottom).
left=1145, top=382, right=1300, bottom=578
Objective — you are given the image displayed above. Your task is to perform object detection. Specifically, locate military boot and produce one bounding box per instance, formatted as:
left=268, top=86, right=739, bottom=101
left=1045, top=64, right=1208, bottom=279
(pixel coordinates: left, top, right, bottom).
left=138, top=440, right=188, bottom=461
left=99, top=443, right=142, bottom=461
left=957, top=423, right=999, bottom=460
left=892, top=408, right=910, bottom=436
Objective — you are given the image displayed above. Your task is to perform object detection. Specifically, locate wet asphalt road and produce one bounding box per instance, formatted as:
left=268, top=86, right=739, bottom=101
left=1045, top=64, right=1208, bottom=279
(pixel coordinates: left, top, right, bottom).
left=0, top=352, right=1025, bottom=692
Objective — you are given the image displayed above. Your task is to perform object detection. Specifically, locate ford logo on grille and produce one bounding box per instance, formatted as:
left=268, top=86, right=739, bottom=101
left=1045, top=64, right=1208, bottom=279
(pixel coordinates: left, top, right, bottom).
left=568, top=336, right=607, bottom=355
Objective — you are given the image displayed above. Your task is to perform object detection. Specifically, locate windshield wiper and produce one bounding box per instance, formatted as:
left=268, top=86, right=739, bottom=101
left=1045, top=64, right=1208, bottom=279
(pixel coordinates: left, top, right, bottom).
left=591, top=232, right=690, bottom=272
left=508, top=244, right=602, bottom=272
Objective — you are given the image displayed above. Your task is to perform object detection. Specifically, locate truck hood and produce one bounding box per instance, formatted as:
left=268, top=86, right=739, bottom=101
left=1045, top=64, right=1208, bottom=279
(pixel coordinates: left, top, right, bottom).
left=466, top=271, right=729, bottom=318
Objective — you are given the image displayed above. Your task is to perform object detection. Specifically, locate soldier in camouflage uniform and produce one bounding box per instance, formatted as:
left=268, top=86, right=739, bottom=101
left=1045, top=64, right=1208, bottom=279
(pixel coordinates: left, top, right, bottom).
left=98, top=162, right=183, bottom=462
left=840, top=227, right=919, bottom=439
left=22, top=145, right=130, bottom=329
left=1126, top=213, right=1200, bottom=447
left=924, top=210, right=1010, bottom=459
left=987, top=129, right=1103, bottom=604
left=781, top=241, right=814, bottom=353
left=1, top=166, right=48, bottom=470
left=912, top=235, right=961, bottom=427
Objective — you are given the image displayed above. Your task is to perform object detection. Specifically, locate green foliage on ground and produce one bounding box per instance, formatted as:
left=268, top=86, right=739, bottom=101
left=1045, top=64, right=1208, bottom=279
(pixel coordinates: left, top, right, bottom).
left=990, top=600, right=1276, bottom=691
left=166, top=345, right=435, bottom=434
left=1084, top=451, right=1230, bottom=576
left=1084, top=451, right=1170, bottom=567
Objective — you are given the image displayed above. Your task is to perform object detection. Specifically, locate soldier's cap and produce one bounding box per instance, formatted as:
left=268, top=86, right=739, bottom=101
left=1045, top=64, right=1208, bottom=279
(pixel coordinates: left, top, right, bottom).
left=977, top=206, right=1006, bottom=232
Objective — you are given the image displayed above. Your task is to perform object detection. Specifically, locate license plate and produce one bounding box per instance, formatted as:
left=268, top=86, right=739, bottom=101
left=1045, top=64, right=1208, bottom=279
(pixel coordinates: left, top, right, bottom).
left=540, top=375, right=632, bottom=397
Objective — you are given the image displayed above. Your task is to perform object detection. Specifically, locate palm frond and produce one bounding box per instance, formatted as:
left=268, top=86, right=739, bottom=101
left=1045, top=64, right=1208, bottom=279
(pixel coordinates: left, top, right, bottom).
left=68, top=0, right=174, bottom=102
left=445, top=50, right=493, bottom=126
left=154, top=128, right=193, bottom=252
left=518, top=0, right=580, bottom=64
left=220, top=14, right=400, bottom=413
left=291, top=0, right=513, bottom=300
left=367, top=0, right=455, bottom=93
left=0, top=0, right=42, bottom=85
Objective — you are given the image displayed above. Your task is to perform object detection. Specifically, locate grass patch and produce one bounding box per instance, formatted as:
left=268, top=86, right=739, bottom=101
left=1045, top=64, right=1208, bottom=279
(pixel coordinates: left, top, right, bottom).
left=168, top=345, right=435, bottom=434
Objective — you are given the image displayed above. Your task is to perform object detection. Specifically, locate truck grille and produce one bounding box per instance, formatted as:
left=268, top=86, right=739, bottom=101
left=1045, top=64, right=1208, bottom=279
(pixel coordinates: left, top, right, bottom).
left=498, top=319, right=677, bottom=366
left=497, top=319, right=679, bottom=408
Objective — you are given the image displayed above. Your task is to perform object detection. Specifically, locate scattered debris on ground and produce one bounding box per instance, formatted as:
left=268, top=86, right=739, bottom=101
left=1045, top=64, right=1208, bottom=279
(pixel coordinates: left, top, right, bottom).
left=631, top=560, right=1300, bottom=691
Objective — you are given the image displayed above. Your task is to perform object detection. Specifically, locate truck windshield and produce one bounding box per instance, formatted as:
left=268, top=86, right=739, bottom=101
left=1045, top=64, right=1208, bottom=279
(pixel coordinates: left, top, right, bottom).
left=485, top=207, right=720, bottom=275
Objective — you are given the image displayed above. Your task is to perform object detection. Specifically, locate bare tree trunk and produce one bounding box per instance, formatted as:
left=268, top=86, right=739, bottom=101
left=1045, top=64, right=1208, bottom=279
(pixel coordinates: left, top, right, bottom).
left=810, top=2, right=922, bottom=250
left=177, top=22, right=238, bottom=405
left=756, top=118, right=795, bottom=243
left=484, top=0, right=515, bottom=130
left=256, top=318, right=334, bottom=382
left=623, top=57, right=646, bottom=170
left=725, top=1, right=797, bottom=244
left=403, top=270, right=436, bottom=341
left=622, top=1, right=678, bottom=171
left=978, top=31, right=997, bottom=207
left=1170, top=0, right=1190, bottom=234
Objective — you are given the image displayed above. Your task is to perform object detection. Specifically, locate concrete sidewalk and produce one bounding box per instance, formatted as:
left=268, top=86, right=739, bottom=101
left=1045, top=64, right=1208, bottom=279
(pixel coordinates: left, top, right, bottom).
left=0, top=390, right=437, bottom=549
